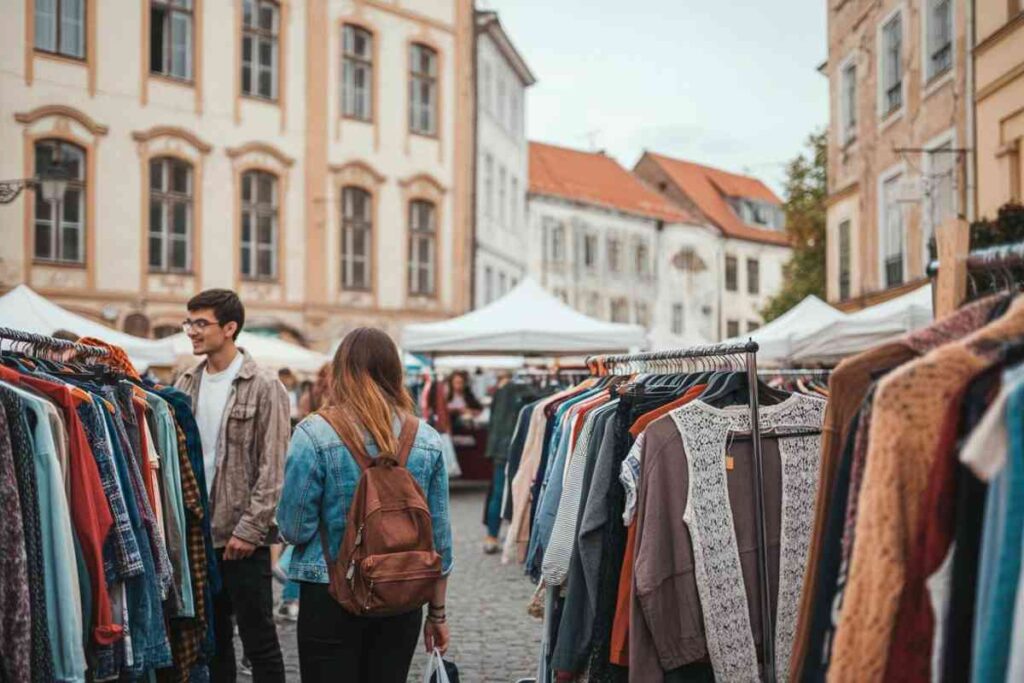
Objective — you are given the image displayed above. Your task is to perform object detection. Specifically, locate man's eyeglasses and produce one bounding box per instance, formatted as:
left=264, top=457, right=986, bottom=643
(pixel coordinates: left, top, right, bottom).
left=182, top=319, right=221, bottom=333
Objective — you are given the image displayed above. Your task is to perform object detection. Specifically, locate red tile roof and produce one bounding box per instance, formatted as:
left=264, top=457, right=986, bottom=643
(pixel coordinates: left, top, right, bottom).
left=529, top=142, right=697, bottom=224
left=642, top=152, right=791, bottom=247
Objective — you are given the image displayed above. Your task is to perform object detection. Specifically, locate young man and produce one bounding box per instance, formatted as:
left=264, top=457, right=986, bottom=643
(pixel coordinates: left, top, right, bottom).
left=175, top=289, right=288, bottom=683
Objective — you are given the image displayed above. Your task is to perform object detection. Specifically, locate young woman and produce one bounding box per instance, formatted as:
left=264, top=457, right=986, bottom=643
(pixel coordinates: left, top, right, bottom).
left=446, top=370, right=483, bottom=426
left=277, top=328, right=453, bottom=683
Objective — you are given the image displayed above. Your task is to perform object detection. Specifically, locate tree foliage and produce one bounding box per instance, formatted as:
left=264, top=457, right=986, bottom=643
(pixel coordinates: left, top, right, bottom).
left=761, top=130, right=828, bottom=323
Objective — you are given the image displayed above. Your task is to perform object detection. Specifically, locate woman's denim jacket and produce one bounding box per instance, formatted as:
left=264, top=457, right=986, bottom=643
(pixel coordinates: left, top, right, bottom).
left=276, top=414, right=454, bottom=583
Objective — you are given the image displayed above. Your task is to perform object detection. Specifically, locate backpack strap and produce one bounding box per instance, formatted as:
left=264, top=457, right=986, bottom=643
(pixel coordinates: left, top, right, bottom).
left=318, top=406, right=373, bottom=470
left=393, top=414, right=420, bottom=468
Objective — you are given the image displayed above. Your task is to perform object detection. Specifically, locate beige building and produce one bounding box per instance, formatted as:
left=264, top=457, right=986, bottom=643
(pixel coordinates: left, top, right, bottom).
left=824, top=0, right=968, bottom=309
left=0, top=0, right=474, bottom=348
left=974, top=1, right=1024, bottom=217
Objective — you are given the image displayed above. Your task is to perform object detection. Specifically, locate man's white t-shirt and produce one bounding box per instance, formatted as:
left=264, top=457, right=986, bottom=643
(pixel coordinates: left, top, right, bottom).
left=196, top=352, right=245, bottom=495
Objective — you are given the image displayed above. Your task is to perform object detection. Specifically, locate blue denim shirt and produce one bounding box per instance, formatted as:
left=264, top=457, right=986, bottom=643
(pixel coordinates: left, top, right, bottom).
left=277, top=414, right=454, bottom=583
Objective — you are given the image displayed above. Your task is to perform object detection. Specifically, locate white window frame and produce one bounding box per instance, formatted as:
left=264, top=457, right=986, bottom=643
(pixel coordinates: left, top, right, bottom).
left=151, top=0, right=194, bottom=81
left=498, top=164, right=507, bottom=226
left=33, top=139, right=86, bottom=265
left=35, top=0, right=86, bottom=59
left=671, top=303, right=684, bottom=336
left=837, top=217, right=853, bottom=301
left=240, top=170, right=279, bottom=280
left=409, top=43, right=438, bottom=136
left=484, top=265, right=493, bottom=303
left=921, top=0, right=954, bottom=89
left=510, top=176, right=519, bottom=230
left=482, top=153, right=494, bottom=220
left=877, top=162, right=908, bottom=289
left=407, top=199, right=437, bottom=296
left=876, top=5, right=905, bottom=124
left=242, top=0, right=279, bottom=101
left=342, top=24, right=374, bottom=121
left=340, top=185, right=373, bottom=291
left=148, top=156, right=193, bottom=273
left=922, top=127, right=958, bottom=266
left=838, top=51, right=858, bottom=146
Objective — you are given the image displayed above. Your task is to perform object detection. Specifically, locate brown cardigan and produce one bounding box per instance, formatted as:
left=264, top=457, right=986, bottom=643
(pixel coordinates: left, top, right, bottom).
left=788, top=295, right=1002, bottom=681
left=827, top=295, right=1024, bottom=681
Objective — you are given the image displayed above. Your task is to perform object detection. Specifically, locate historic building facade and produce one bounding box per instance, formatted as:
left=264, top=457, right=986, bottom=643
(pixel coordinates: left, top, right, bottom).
left=473, top=9, right=534, bottom=308
left=974, top=1, right=1024, bottom=218
left=526, top=141, right=725, bottom=347
left=634, top=152, right=792, bottom=339
left=823, top=0, right=968, bottom=309
left=0, top=0, right=474, bottom=348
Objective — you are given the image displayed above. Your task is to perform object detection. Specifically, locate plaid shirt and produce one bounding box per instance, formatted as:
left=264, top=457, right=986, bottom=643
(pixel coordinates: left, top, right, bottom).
left=165, top=422, right=209, bottom=679
left=77, top=401, right=145, bottom=580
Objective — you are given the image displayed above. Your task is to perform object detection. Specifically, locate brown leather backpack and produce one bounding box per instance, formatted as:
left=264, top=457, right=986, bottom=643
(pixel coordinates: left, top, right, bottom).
left=318, top=409, right=442, bottom=616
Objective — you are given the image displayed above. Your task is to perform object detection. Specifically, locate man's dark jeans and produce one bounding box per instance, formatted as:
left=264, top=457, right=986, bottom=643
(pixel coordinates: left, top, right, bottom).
left=212, top=547, right=285, bottom=683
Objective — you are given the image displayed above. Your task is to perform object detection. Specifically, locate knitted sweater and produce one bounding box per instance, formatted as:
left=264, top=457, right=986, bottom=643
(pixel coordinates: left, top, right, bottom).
left=827, top=295, right=1024, bottom=682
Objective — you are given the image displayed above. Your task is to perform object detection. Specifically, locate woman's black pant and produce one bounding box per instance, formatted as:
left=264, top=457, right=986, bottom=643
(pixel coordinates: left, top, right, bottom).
left=297, top=582, right=423, bottom=683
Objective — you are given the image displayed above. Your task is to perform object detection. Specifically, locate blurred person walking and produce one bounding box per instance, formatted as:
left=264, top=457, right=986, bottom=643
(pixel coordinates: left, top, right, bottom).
left=277, top=328, right=454, bottom=683
left=175, top=289, right=289, bottom=683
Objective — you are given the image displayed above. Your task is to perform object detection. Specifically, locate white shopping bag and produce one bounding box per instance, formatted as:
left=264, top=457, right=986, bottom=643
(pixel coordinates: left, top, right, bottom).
left=421, top=648, right=450, bottom=683
left=441, top=433, right=462, bottom=479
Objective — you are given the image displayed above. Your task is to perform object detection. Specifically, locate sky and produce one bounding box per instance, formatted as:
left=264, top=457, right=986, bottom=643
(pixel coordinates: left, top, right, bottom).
left=481, top=0, right=829, bottom=196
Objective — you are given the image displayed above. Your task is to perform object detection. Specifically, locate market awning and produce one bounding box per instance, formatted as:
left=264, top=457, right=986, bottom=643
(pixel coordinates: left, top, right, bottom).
left=0, top=285, right=177, bottom=370
left=401, top=278, right=646, bottom=355
left=789, top=283, right=934, bottom=365
left=721, top=294, right=846, bottom=366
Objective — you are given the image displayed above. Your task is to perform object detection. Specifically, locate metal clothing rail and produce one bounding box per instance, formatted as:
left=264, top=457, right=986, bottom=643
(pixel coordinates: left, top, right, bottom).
left=586, top=340, right=778, bottom=683
left=758, top=368, right=832, bottom=378
left=0, top=326, right=109, bottom=358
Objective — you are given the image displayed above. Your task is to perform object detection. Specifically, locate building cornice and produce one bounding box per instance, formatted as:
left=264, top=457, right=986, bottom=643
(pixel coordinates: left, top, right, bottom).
left=131, top=126, right=213, bottom=153
left=14, top=105, right=109, bottom=135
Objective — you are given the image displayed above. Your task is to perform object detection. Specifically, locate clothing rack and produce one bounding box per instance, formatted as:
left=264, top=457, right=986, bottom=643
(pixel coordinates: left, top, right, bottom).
left=587, top=340, right=779, bottom=683
left=757, top=368, right=831, bottom=378
left=0, top=326, right=108, bottom=358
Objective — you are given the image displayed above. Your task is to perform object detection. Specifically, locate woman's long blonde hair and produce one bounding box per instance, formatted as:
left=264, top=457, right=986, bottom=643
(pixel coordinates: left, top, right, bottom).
left=328, top=327, right=414, bottom=456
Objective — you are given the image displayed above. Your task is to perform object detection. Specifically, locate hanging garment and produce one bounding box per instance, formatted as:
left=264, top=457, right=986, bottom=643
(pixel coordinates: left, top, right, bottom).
left=790, top=294, right=1003, bottom=681
left=630, top=395, right=824, bottom=682
left=2, top=388, right=57, bottom=683
left=1, top=381, right=86, bottom=682
left=0, top=406, right=31, bottom=683
left=828, top=295, right=1024, bottom=682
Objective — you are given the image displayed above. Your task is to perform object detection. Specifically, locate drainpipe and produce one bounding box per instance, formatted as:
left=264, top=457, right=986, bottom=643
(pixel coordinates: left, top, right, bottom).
left=965, top=0, right=977, bottom=221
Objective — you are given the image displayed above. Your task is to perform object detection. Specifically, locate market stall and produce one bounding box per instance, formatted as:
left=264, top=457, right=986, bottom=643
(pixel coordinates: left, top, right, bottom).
left=401, top=277, right=646, bottom=481
left=789, top=282, right=933, bottom=365
left=722, top=294, right=846, bottom=366
left=167, top=331, right=328, bottom=374
left=0, top=284, right=176, bottom=371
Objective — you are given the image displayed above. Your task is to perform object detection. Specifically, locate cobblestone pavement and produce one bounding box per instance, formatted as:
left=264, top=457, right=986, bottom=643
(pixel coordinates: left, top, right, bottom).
left=254, top=483, right=543, bottom=682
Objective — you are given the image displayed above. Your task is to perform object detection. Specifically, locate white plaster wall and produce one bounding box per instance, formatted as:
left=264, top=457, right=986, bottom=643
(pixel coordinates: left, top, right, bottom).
left=719, top=239, right=791, bottom=337
left=474, top=29, right=528, bottom=308
left=649, top=222, right=722, bottom=349
left=526, top=195, right=658, bottom=326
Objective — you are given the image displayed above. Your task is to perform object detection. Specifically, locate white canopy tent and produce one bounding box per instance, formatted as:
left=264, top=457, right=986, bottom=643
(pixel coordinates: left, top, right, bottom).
left=0, top=284, right=176, bottom=370
left=169, top=331, right=328, bottom=374
left=401, top=278, right=646, bottom=355
left=790, top=283, right=934, bottom=365
left=722, top=294, right=846, bottom=366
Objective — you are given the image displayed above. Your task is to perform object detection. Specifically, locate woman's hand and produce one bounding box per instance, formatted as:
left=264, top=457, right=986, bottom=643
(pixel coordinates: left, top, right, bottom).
left=424, top=619, right=450, bottom=655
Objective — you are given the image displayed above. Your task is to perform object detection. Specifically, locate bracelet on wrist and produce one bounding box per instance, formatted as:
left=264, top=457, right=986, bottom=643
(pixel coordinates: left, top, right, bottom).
left=427, top=614, right=447, bottom=624
left=429, top=603, right=445, bottom=611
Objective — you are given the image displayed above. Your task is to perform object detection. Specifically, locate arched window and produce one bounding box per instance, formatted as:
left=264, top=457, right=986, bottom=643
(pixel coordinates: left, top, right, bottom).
left=407, top=199, right=436, bottom=296
left=33, top=139, right=86, bottom=265
left=409, top=43, right=437, bottom=135
left=240, top=170, right=278, bottom=280
left=149, top=156, right=193, bottom=272
left=342, top=25, right=373, bottom=120
left=340, top=186, right=372, bottom=290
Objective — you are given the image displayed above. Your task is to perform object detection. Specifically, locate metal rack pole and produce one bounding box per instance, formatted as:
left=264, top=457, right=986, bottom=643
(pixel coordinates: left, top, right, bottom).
left=747, top=347, right=775, bottom=683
